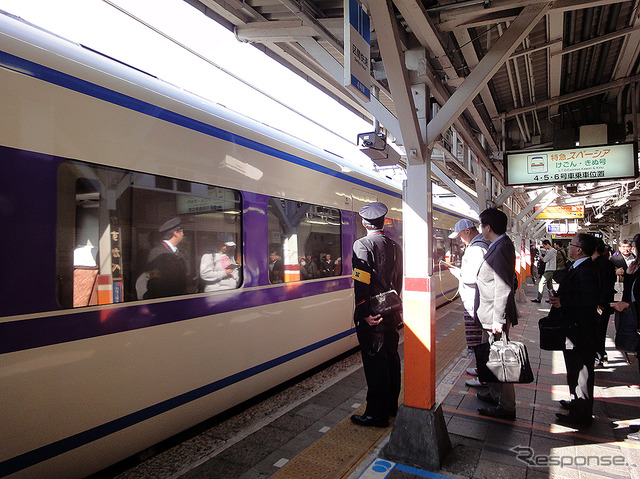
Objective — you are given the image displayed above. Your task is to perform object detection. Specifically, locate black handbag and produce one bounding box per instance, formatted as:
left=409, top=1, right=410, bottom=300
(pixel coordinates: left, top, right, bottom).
left=474, top=333, right=534, bottom=384
left=614, top=302, right=640, bottom=353
left=370, top=289, right=402, bottom=316
left=538, top=315, right=566, bottom=351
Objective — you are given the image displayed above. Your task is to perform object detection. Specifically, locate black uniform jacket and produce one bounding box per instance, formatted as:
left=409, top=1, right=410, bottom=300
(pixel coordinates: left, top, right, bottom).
left=146, top=242, right=189, bottom=298
left=556, top=258, right=599, bottom=351
left=352, top=230, right=403, bottom=320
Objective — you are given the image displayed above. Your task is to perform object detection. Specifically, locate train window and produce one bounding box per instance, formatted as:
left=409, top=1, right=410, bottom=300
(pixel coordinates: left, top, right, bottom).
left=267, top=198, right=342, bottom=282
left=433, top=227, right=462, bottom=268
left=56, top=160, right=242, bottom=308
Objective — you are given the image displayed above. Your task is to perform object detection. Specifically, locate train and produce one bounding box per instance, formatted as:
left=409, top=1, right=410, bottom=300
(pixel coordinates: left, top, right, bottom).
left=0, top=11, right=474, bottom=478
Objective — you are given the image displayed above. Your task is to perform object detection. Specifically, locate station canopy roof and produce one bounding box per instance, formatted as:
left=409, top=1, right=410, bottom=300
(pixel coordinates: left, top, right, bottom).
left=184, top=0, right=640, bottom=234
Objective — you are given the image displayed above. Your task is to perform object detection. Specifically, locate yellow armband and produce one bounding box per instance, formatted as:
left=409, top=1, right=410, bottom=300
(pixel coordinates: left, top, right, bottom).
left=352, top=268, right=371, bottom=284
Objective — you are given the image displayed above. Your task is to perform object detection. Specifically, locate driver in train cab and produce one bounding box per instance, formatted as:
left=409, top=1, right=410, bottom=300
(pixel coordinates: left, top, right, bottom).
left=351, top=202, right=403, bottom=428
left=145, top=217, right=189, bottom=299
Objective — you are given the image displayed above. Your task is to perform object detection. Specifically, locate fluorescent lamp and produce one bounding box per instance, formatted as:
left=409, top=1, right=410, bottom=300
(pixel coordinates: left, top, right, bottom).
left=594, top=213, right=604, bottom=219
left=613, top=197, right=629, bottom=207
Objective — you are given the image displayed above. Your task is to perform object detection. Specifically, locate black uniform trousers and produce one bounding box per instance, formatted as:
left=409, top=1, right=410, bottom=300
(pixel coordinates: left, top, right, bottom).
left=355, top=318, right=401, bottom=420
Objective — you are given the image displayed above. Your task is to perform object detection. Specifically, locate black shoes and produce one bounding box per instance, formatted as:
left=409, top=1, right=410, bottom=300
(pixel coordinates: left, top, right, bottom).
left=559, top=399, right=573, bottom=410
left=531, top=299, right=541, bottom=303
left=350, top=414, right=389, bottom=428
left=478, top=406, right=516, bottom=420
left=555, top=413, right=592, bottom=426
left=477, top=391, right=499, bottom=406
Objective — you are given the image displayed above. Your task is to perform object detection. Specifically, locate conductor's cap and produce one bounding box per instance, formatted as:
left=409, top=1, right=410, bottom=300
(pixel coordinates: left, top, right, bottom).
left=359, top=202, right=388, bottom=222
left=158, top=217, right=182, bottom=233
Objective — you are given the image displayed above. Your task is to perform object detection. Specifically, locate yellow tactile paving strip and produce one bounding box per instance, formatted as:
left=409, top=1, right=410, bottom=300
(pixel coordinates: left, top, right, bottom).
left=271, top=323, right=466, bottom=479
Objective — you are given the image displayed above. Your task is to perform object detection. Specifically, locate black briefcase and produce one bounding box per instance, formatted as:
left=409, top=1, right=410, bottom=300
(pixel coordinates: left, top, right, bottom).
left=538, top=315, right=566, bottom=351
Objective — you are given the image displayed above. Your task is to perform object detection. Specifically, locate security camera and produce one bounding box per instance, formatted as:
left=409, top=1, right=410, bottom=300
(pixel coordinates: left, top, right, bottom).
left=357, top=132, right=401, bottom=166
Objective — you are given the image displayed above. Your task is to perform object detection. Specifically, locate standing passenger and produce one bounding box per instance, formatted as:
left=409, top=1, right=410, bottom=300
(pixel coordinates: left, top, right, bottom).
left=300, top=253, right=318, bottom=280
left=592, top=238, right=616, bottom=367
left=532, top=240, right=556, bottom=303
left=447, top=219, right=490, bottom=387
left=550, top=233, right=599, bottom=426
left=474, top=208, right=518, bottom=420
left=320, top=253, right=335, bottom=277
left=351, top=202, right=402, bottom=428
left=200, top=241, right=239, bottom=291
left=269, top=251, right=284, bottom=283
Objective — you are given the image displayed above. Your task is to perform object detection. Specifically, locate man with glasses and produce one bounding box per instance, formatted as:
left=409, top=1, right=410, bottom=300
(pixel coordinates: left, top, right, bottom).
left=611, top=239, right=635, bottom=276
left=548, top=233, right=599, bottom=426
left=474, top=208, right=518, bottom=420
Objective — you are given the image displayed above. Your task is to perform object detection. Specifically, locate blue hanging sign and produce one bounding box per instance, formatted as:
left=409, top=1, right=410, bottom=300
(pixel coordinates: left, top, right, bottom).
left=344, top=0, right=371, bottom=102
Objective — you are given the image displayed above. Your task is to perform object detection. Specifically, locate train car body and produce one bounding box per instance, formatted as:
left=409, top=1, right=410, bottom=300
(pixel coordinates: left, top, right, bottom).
left=0, top=13, right=471, bottom=478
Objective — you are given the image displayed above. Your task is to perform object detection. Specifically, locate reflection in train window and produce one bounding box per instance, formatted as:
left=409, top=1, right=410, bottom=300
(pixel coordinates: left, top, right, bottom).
left=56, top=160, right=242, bottom=308
left=267, top=198, right=342, bottom=283
left=433, top=226, right=462, bottom=268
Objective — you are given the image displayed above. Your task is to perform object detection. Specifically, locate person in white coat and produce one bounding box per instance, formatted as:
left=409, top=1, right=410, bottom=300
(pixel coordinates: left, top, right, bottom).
left=200, top=241, right=240, bottom=292
left=448, top=219, right=490, bottom=387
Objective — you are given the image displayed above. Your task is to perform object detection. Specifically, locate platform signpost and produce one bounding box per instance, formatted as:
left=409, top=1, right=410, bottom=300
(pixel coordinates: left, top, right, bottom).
left=344, top=0, right=371, bottom=103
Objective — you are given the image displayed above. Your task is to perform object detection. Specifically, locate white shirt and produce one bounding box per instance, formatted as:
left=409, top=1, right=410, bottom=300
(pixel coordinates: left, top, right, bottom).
left=542, top=247, right=557, bottom=271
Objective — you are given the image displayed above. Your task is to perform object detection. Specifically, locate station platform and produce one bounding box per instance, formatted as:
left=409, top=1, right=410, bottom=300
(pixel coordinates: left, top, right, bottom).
left=113, top=282, right=640, bottom=479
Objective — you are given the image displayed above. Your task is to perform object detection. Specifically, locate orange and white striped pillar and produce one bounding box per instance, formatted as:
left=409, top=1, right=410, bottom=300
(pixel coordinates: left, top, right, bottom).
left=402, top=159, right=436, bottom=409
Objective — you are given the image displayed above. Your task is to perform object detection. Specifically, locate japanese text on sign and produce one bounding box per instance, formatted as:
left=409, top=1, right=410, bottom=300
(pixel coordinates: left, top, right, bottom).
left=505, top=143, right=637, bottom=186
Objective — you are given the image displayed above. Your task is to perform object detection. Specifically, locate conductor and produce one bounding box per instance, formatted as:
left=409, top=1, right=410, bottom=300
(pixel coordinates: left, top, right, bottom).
left=351, top=202, right=403, bottom=428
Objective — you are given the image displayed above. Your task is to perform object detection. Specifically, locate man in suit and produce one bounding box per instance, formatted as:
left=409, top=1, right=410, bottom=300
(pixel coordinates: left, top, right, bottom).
left=549, top=233, right=599, bottom=426
left=474, top=208, right=518, bottom=420
left=611, top=239, right=635, bottom=274
left=350, top=202, right=403, bottom=428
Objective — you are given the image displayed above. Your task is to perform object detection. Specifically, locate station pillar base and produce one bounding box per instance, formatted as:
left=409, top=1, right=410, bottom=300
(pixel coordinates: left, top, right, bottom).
left=382, top=404, right=451, bottom=471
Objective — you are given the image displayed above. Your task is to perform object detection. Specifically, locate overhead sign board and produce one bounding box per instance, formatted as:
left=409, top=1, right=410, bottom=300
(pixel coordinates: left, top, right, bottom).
left=546, top=222, right=578, bottom=233
left=535, top=205, right=584, bottom=219
left=344, top=0, right=370, bottom=102
left=505, top=143, right=638, bottom=186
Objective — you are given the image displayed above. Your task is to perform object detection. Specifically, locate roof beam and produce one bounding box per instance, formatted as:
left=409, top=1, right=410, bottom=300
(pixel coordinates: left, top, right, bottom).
left=501, top=72, right=640, bottom=119
left=236, top=19, right=343, bottom=42
left=435, top=0, right=625, bottom=31
left=426, top=4, right=552, bottom=148
left=392, top=0, right=499, bottom=152
left=368, top=0, right=425, bottom=162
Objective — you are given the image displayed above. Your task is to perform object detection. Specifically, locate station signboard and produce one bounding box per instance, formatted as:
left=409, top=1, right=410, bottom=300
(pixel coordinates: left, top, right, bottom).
left=344, top=0, right=370, bottom=102
left=505, top=143, right=638, bottom=186
left=535, top=205, right=584, bottom=219
left=546, top=222, right=578, bottom=234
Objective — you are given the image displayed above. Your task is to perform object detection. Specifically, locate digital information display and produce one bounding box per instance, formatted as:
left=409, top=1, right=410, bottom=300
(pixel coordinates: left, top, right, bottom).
left=505, top=143, right=637, bottom=186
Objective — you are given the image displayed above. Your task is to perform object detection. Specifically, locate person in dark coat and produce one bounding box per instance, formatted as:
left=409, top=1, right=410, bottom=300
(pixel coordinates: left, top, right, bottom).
left=549, top=233, right=600, bottom=426
left=350, top=202, right=403, bottom=428
left=612, top=233, right=640, bottom=370
left=592, top=238, right=617, bottom=366
left=145, top=217, right=189, bottom=299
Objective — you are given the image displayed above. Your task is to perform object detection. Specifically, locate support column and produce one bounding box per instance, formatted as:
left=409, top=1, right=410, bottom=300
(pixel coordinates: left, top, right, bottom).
left=383, top=88, right=451, bottom=467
